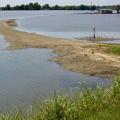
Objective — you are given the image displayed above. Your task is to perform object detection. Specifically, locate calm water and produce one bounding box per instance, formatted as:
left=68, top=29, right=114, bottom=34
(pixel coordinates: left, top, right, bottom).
left=0, top=11, right=114, bottom=112
left=0, top=35, right=111, bottom=112
left=0, top=10, right=120, bottom=39
left=0, top=48, right=111, bottom=112
left=0, top=10, right=84, bottom=20
left=16, top=12, right=120, bottom=39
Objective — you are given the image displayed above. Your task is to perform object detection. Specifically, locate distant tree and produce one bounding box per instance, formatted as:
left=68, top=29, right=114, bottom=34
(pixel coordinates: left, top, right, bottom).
left=91, top=5, right=96, bottom=10
left=24, top=5, right=29, bottom=10
left=34, top=2, right=41, bottom=10
left=52, top=5, right=61, bottom=10
left=19, top=4, right=26, bottom=10
left=29, top=3, right=34, bottom=10
left=42, top=4, right=50, bottom=10
left=80, top=5, right=86, bottom=10
left=5, top=4, right=11, bottom=10
left=1, top=2, right=98, bottom=11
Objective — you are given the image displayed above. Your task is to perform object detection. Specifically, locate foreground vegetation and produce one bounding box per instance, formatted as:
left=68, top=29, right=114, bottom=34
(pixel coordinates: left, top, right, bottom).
left=0, top=77, right=120, bottom=120
left=110, top=45, right=120, bottom=55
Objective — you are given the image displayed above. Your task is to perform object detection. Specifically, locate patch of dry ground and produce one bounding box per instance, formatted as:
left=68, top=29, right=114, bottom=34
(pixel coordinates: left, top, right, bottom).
left=0, top=19, right=120, bottom=78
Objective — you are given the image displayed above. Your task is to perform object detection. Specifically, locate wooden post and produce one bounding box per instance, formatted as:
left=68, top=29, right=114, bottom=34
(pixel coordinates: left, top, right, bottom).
left=93, top=27, right=96, bottom=39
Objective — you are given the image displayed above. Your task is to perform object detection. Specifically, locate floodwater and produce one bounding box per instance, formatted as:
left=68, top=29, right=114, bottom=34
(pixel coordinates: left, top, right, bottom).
left=0, top=10, right=115, bottom=112
left=15, top=11, right=120, bottom=39
left=0, top=40, right=111, bottom=112
left=0, top=10, right=120, bottom=39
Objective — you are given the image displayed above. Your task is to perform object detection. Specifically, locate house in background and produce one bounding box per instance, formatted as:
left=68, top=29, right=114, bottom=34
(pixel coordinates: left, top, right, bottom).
left=116, top=5, right=120, bottom=14
left=98, top=9, right=113, bottom=14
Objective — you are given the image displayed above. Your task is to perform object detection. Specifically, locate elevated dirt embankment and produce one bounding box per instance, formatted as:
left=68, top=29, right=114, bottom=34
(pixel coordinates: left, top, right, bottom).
left=0, top=19, right=120, bottom=78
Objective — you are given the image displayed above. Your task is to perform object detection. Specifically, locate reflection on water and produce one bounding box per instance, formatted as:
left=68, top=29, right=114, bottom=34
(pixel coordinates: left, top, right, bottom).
left=0, top=48, right=112, bottom=112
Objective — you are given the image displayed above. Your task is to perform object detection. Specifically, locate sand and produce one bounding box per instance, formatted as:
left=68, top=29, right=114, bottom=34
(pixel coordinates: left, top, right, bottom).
left=0, top=19, right=120, bottom=78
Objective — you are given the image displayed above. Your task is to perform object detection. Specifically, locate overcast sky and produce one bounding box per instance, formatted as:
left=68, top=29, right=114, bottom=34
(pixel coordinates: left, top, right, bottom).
left=0, top=0, right=120, bottom=7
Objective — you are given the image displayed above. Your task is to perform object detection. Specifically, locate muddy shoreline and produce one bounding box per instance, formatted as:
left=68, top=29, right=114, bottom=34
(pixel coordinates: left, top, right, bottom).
left=0, top=19, right=120, bottom=78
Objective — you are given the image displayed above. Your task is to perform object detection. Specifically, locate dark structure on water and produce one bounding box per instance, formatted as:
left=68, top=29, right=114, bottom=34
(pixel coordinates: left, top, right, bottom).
left=98, top=9, right=113, bottom=14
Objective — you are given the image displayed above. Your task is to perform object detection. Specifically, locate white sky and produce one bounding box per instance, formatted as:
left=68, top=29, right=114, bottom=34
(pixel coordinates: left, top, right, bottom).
left=0, top=0, right=120, bottom=7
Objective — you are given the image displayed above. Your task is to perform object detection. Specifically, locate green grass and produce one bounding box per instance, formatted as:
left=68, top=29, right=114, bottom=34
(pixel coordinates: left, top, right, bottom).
left=98, top=44, right=120, bottom=55
left=111, top=46, right=120, bottom=55
left=0, top=77, right=120, bottom=120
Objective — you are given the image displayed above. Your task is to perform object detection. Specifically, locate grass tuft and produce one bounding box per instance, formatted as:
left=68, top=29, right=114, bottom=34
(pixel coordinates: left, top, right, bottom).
left=98, top=44, right=120, bottom=55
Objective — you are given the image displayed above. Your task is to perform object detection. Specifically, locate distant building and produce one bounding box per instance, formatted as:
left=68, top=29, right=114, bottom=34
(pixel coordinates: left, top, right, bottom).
left=98, top=9, right=113, bottom=14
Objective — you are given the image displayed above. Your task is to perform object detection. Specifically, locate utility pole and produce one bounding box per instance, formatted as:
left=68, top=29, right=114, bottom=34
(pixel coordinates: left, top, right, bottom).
left=91, top=2, right=92, bottom=14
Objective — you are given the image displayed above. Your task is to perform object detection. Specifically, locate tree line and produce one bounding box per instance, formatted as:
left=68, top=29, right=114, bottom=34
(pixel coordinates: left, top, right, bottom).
left=1, top=2, right=97, bottom=10
left=1, top=2, right=120, bottom=13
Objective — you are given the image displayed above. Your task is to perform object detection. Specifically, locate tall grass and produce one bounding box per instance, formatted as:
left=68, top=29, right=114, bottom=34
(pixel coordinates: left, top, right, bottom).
left=0, top=77, right=120, bottom=120
left=111, top=46, right=120, bottom=55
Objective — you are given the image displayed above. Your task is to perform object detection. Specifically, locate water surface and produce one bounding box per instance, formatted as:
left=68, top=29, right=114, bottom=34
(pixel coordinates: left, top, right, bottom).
left=0, top=10, right=113, bottom=112
left=16, top=13, right=120, bottom=39
left=0, top=10, right=120, bottom=39
left=0, top=48, right=112, bottom=112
